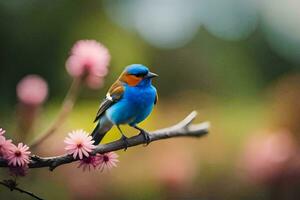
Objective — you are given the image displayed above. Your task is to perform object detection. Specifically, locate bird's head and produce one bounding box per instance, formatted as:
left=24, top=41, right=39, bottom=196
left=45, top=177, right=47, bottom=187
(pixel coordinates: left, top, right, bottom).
left=119, top=64, right=158, bottom=87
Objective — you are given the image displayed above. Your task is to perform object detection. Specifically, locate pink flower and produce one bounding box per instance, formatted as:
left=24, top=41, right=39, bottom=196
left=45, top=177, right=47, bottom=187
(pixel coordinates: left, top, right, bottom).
left=239, top=131, right=297, bottom=184
left=0, top=128, right=5, bottom=136
left=16, top=75, right=48, bottom=106
left=66, top=40, right=110, bottom=83
left=64, top=130, right=96, bottom=159
left=9, top=166, right=29, bottom=177
left=98, top=152, right=119, bottom=171
left=0, top=131, right=13, bottom=158
left=77, top=156, right=101, bottom=172
left=0, top=138, right=13, bottom=158
left=7, top=143, right=31, bottom=167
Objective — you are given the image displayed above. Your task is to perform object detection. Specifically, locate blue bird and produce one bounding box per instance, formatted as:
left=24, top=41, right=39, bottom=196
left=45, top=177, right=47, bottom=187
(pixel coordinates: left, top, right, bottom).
left=91, top=64, right=158, bottom=149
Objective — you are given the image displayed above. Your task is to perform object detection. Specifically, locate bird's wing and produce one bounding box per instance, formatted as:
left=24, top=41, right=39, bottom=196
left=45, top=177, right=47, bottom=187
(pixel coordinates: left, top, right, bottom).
left=93, top=81, right=124, bottom=122
left=154, top=92, right=158, bottom=105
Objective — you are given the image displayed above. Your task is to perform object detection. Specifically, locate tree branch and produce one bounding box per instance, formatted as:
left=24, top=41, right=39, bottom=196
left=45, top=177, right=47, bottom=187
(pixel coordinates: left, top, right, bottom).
left=0, top=179, right=44, bottom=200
left=0, top=111, right=209, bottom=171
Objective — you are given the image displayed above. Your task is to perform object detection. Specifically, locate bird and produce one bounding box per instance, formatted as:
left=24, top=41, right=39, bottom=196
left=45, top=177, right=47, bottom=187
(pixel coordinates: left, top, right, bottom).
left=91, top=64, right=158, bottom=150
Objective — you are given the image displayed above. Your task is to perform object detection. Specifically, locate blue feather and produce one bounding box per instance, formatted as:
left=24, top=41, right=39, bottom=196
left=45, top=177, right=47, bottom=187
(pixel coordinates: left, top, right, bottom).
left=92, top=64, right=157, bottom=144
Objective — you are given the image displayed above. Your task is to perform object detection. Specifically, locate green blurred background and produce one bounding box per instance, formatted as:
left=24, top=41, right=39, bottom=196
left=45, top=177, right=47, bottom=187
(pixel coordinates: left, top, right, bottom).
left=1, top=0, right=300, bottom=199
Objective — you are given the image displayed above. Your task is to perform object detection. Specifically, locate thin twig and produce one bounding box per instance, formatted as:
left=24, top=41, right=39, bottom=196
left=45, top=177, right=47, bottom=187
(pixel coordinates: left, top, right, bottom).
left=0, top=180, right=44, bottom=200
left=29, top=78, right=81, bottom=148
left=0, top=111, right=209, bottom=171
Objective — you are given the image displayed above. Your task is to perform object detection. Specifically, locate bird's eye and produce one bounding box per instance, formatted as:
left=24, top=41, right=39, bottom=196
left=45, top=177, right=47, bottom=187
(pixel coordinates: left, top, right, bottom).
left=135, top=73, right=146, bottom=78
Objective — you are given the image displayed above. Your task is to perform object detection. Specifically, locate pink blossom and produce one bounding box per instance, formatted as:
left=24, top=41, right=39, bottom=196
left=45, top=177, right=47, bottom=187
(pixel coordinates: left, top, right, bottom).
left=0, top=130, right=13, bottom=158
left=0, top=128, right=5, bottom=136
left=0, top=137, right=13, bottom=158
left=9, top=166, right=29, bottom=177
left=77, top=156, right=101, bottom=172
left=7, top=143, right=31, bottom=167
left=64, top=130, right=96, bottom=159
left=16, top=75, right=48, bottom=106
left=66, top=40, right=110, bottom=81
left=98, top=152, right=119, bottom=171
left=239, top=131, right=297, bottom=184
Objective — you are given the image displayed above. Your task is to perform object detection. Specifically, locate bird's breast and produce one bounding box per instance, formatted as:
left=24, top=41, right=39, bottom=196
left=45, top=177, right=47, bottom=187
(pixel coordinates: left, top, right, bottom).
left=124, top=86, right=156, bottom=108
left=106, top=85, right=156, bottom=125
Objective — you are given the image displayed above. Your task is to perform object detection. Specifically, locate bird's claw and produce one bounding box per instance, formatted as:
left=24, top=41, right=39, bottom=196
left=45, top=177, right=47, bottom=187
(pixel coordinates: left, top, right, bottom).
left=139, top=130, right=151, bottom=146
left=121, top=135, right=129, bottom=151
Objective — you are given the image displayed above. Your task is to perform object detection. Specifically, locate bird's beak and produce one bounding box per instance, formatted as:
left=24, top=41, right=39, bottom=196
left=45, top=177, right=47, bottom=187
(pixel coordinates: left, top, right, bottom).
left=146, top=72, right=158, bottom=79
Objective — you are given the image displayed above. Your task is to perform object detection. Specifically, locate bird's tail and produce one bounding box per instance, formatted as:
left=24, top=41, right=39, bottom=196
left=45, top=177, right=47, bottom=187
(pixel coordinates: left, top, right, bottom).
left=91, top=115, right=113, bottom=145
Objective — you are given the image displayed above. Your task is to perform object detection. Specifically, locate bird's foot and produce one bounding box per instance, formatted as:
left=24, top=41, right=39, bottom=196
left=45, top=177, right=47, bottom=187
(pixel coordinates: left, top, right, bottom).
left=121, top=135, right=129, bottom=151
left=139, top=130, right=151, bottom=146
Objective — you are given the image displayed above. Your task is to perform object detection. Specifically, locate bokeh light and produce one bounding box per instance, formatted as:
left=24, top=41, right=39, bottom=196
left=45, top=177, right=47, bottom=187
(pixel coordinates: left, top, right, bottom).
left=1, top=0, right=300, bottom=199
